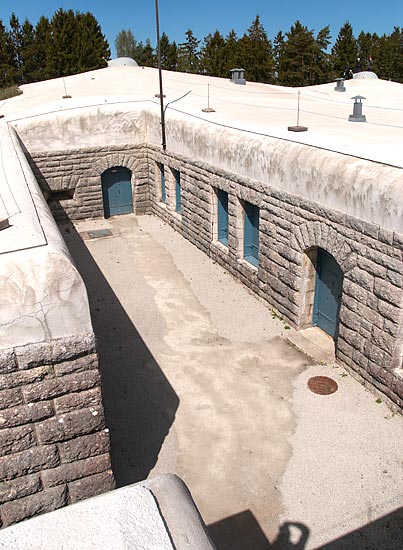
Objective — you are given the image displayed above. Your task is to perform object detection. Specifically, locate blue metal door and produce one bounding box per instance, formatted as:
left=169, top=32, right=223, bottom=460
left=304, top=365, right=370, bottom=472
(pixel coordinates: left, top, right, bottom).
left=102, top=167, right=133, bottom=218
left=313, top=249, right=343, bottom=339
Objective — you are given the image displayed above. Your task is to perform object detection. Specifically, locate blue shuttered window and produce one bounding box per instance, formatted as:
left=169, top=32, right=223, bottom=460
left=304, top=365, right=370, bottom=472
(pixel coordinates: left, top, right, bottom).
left=174, top=170, right=182, bottom=213
left=243, top=201, right=259, bottom=267
left=159, top=163, right=166, bottom=202
left=217, top=189, right=229, bottom=246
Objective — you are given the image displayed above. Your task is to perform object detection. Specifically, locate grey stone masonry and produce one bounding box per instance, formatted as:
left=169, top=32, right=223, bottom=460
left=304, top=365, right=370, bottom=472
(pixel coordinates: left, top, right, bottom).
left=0, top=334, right=115, bottom=527
left=146, top=146, right=403, bottom=411
left=25, top=142, right=403, bottom=411
left=27, top=145, right=151, bottom=221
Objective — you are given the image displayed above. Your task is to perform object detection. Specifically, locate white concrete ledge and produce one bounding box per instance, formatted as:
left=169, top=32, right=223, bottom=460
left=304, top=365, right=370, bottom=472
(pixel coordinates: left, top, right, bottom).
left=0, top=475, right=215, bottom=550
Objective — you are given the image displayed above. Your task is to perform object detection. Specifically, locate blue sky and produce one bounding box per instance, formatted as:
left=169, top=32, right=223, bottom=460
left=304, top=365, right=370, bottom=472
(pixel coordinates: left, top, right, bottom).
left=1, top=1, right=402, bottom=56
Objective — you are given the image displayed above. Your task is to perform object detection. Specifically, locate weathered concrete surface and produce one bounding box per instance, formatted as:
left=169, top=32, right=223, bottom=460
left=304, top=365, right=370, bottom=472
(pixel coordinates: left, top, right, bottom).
left=60, top=214, right=403, bottom=549
left=0, top=479, right=174, bottom=550
left=5, top=66, right=403, bottom=232
left=0, top=124, right=92, bottom=350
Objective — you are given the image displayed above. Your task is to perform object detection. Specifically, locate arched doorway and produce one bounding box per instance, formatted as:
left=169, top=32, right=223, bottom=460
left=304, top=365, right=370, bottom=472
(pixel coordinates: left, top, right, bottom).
left=101, top=167, right=133, bottom=218
left=312, top=249, right=344, bottom=340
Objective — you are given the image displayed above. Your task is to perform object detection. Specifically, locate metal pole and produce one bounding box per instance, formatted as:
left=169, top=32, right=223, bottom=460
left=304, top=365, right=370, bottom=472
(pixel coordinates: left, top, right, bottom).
left=297, top=91, right=300, bottom=127
left=155, top=0, right=166, bottom=151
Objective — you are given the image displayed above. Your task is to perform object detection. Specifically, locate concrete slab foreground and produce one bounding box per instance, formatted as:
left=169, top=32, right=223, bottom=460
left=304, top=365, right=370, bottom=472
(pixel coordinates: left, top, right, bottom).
left=0, top=474, right=214, bottom=550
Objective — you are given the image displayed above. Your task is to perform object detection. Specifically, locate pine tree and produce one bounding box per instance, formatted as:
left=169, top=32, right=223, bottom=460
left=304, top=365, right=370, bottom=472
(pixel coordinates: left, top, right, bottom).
left=313, top=26, right=332, bottom=84
left=273, top=31, right=285, bottom=84
left=32, top=16, right=53, bottom=81
left=331, top=21, right=357, bottom=77
left=9, top=13, right=22, bottom=82
left=19, top=19, right=36, bottom=83
left=357, top=31, right=375, bottom=70
left=239, top=15, right=274, bottom=83
left=177, top=29, right=200, bottom=73
left=279, top=21, right=318, bottom=86
left=166, top=41, right=178, bottom=71
left=159, top=32, right=171, bottom=69
left=200, top=31, right=226, bottom=76
left=0, top=19, right=17, bottom=86
left=48, top=9, right=79, bottom=77
left=75, top=12, right=109, bottom=72
left=376, top=27, right=403, bottom=82
left=222, top=29, right=241, bottom=77
left=139, top=38, right=155, bottom=67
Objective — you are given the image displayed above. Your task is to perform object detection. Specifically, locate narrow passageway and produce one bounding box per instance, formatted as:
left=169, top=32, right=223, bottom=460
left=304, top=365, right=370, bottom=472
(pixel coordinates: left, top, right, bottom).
left=61, top=214, right=403, bottom=550
left=62, top=213, right=309, bottom=547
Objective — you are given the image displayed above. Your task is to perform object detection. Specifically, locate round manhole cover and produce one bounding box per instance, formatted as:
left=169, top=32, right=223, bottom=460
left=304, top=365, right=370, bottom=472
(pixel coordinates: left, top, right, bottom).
left=308, top=376, right=338, bottom=395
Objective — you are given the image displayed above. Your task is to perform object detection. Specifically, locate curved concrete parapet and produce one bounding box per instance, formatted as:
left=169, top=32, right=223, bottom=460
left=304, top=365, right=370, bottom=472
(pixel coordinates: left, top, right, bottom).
left=145, top=474, right=215, bottom=549
left=10, top=92, right=403, bottom=234
left=0, top=475, right=215, bottom=550
left=0, top=123, right=92, bottom=349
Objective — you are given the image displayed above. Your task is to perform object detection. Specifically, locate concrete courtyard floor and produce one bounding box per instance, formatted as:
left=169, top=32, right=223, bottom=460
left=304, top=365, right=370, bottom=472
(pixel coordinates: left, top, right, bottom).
left=61, top=214, right=403, bottom=550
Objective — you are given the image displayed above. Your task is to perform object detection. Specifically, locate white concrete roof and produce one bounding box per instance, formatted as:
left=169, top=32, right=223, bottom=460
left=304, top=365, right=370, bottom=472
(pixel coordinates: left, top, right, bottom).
left=2, top=66, right=402, bottom=168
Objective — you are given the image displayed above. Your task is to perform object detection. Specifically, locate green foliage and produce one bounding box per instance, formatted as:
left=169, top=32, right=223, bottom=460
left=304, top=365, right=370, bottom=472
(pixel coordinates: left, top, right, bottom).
left=277, top=21, right=332, bottom=86
left=376, top=27, right=403, bottom=82
left=331, top=21, right=358, bottom=77
left=0, top=19, right=16, bottom=87
left=239, top=15, right=274, bottom=83
left=177, top=29, right=200, bottom=73
left=0, top=9, right=110, bottom=85
left=115, top=29, right=155, bottom=67
left=201, top=31, right=226, bottom=77
left=2, top=10, right=403, bottom=87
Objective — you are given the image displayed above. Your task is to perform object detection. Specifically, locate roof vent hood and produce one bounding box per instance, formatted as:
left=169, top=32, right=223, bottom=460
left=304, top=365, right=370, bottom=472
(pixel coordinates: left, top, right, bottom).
left=230, top=68, right=246, bottom=85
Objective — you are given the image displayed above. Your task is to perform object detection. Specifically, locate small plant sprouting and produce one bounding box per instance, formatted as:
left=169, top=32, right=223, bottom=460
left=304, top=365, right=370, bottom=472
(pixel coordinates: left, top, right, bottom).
left=284, top=325, right=291, bottom=330
left=340, top=372, right=348, bottom=378
left=375, top=398, right=382, bottom=404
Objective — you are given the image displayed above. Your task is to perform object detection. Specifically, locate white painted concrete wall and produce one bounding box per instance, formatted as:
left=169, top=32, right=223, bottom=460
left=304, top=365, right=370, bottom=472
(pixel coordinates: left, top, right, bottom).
left=0, top=123, right=92, bottom=350
left=12, top=102, right=403, bottom=234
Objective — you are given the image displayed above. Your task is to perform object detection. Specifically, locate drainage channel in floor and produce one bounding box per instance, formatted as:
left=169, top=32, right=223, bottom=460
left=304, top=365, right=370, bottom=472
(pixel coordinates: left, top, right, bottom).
left=80, top=229, right=113, bottom=240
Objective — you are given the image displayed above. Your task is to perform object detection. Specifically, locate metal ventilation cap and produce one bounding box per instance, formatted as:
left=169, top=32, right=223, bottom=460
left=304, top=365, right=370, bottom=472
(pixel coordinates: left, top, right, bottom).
left=230, top=68, right=246, bottom=85
left=349, top=95, right=366, bottom=122
left=334, top=78, right=346, bottom=92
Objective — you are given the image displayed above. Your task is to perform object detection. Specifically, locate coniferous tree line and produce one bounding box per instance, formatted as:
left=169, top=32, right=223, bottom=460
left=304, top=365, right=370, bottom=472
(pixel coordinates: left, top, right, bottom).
left=116, top=16, right=403, bottom=85
left=1, top=10, right=403, bottom=89
left=0, top=9, right=110, bottom=88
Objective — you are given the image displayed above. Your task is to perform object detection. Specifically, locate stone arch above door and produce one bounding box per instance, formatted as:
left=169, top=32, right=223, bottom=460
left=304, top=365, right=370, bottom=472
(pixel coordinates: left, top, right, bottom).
left=291, top=221, right=357, bottom=274
left=88, top=153, right=141, bottom=179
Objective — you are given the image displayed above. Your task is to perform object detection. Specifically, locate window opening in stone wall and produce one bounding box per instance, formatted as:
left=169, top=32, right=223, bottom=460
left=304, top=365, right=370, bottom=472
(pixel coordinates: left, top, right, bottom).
left=174, top=169, right=182, bottom=213
left=243, top=201, right=259, bottom=267
left=159, top=163, right=166, bottom=203
left=217, top=188, right=229, bottom=246
left=49, top=189, right=75, bottom=201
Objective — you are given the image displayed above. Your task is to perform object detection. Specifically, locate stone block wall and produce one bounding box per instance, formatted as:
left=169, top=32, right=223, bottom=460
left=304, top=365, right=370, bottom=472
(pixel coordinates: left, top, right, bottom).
left=24, top=142, right=403, bottom=410
left=0, top=334, right=115, bottom=527
left=146, top=146, right=403, bottom=410
left=28, top=145, right=150, bottom=221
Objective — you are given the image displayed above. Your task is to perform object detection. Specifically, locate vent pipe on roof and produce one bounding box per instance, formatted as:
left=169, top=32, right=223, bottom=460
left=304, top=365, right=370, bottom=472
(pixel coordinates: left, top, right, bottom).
left=230, top=68, right=246, bottom=85
left=334, top=78, right=346, bottom=92
left=349, top=95, right=366, bottom=122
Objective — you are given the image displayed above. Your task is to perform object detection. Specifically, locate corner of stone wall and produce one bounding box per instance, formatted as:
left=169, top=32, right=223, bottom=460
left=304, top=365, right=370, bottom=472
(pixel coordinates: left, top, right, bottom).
left=0, top=334, right=115, bottom=528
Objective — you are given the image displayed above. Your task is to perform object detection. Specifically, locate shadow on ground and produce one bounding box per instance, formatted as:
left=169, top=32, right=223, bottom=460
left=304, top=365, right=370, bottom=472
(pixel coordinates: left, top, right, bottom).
left=208, top=506, right=403, bottom=550
left=60, top=220, right=179, bottom=487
